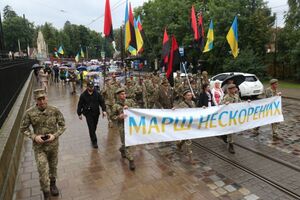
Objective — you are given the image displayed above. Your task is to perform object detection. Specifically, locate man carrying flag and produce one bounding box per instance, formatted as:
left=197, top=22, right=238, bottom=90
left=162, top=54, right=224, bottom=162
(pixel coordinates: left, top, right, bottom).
left=226, top=16, right=239, bottom=58
left=104, top=0, right=114, bottom=41
left=203, top=20, right=214, bottom=53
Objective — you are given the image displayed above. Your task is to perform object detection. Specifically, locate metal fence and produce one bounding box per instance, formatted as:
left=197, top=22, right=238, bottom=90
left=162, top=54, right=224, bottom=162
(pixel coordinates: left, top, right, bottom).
left=0, top=59, right=37, bottom=128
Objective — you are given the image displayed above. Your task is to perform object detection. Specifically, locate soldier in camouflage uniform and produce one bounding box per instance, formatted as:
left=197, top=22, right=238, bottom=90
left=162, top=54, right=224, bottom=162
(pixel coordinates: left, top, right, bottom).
left=253, top=79, right=282, bottom=140
left=175, top=89, right=196, bottom=164
left=221, top=84, right=241, bottom=154
left=155, top=78, right=174, bottom=109
left=102, top=79, right=115, bottom=128
left=111, top=88, right=136, bottom=170
left=20, top=89, right=66, bottom=200
left=124, top=79, right=137, bottom=100
left=68, top=68, right=77, bottom=94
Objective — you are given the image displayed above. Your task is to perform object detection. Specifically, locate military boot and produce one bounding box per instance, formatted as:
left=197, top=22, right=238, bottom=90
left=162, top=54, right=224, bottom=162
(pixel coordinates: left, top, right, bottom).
left=50, top=178, right=59, bottom=196
left=43, top=191, right=51, bottom=200
left=228, top=143, right=235, bottom=154
left=129, top=160, right=136, bottom=171
left=119, top=147, right=126, bottom=158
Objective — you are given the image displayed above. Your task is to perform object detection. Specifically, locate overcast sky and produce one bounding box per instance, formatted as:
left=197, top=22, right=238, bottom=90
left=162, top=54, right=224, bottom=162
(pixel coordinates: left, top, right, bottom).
left=0, top=0, right=288, bottom=33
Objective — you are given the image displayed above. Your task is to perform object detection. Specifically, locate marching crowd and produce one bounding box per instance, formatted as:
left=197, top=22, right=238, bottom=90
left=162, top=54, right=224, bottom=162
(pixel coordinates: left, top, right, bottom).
left=22, top=63, right=282, bottom=199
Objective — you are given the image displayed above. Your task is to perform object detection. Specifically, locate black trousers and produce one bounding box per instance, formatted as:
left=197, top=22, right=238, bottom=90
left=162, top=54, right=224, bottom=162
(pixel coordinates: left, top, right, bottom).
left=85, top=114, right=99, bottom=144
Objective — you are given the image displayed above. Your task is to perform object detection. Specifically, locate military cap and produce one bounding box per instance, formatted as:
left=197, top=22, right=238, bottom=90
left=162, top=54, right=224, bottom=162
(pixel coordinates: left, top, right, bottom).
left=115, top=88, right=125, bottom=95
left=183, top=89, right=192, bottom=96
left=202, top=71, right=208, bottom=75
left=269, top=79, right=278, bottom=85
left=227, top=83, right=236, bottom=89
left=87, top=81, right=94, bottom=87
left=33, top=89, right=46, bottom=99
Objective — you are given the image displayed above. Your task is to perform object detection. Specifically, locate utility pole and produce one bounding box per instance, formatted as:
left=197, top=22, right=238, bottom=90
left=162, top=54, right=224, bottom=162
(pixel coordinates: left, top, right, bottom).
left=273, top=15, right=278, bottom=77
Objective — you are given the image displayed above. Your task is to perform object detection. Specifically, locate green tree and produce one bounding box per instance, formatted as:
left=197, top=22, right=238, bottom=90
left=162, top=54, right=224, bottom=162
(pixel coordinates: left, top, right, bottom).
left=2, top=6, right=35, bottom=52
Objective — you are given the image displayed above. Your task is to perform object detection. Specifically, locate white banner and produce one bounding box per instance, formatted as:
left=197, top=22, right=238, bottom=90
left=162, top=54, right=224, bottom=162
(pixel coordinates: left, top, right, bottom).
left=124, top=96, right=284, bottom=146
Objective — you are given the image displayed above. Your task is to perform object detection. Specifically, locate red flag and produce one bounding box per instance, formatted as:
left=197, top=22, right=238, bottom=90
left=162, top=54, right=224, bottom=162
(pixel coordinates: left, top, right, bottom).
left=166, top=36, right=180, bottom=86
left=191, top=5, right=199, bottom=41
left=104, top=0, right=114, bottom=41
left=161, top=28, right=170, bottom=64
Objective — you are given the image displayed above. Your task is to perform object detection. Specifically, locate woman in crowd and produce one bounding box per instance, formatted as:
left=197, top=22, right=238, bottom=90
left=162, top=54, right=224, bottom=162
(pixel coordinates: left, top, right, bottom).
left=197, top=83, right=215, bottom=108
left=211, top=80, right=224, bottom=106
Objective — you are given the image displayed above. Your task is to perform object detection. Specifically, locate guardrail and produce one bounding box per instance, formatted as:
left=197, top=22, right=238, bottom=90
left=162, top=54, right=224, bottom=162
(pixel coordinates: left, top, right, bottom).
left=0, top=72, right=34, bottom=200
left=0, top=59, right=37, bottom=128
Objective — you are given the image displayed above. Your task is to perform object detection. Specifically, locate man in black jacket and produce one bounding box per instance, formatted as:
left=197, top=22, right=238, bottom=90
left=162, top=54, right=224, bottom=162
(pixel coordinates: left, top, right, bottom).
left=77, top=81, right=107, bottom=148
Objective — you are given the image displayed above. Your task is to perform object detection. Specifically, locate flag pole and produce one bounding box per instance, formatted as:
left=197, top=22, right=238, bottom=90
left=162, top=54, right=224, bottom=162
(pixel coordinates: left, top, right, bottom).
left=182, top=62, right=195, bottom=97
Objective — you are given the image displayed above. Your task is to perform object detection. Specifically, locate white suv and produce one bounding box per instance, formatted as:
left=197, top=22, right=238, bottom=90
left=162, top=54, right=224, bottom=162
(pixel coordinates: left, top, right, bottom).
left=209, top=72, right=264, bottom=97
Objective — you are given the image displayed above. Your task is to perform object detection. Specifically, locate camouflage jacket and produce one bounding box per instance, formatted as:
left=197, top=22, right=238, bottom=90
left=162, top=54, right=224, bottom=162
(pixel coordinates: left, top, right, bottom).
left=111, top=99, right=136, bottom=125
left=221, top=93, right=241, bottom=104
left=265, top=87, right=278, bottom=98
left=20, top=105, right=66, bottom=146
left=177, top=100, right=196, bottom=108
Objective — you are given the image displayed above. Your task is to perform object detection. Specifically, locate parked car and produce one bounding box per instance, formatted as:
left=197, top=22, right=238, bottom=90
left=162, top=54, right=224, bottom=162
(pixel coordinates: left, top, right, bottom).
left=209, top=72, right=264, bottom=97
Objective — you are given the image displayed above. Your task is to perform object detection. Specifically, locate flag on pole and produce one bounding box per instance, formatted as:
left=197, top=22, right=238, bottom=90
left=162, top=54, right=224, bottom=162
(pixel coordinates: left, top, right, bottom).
left=197, top=12, right=205, bottom=48
left=161, top=28, right=170, bottom=65
left=166, top=36, right=180, bottom=87
left=134, top=18, right=144, bottom=53
left=137, top=16, right=145, bottom=42
left=75, top=52, right=80, bottom=62
left=191, top=5, right=199, bottom=41
left=128, top=2, right=137, bottom=55
left=104, top=0, right=114, bottom=41
left=226, top=16, right=239, bottom=58
left=203, top=20, right=214, bottom=53
left=58, top=46, right=64, bottom=55
left=124, top=0, right=131, bottom=51
left=54, top=52, right=59, bottom=58
left=80, top=47, right=85, bottom=58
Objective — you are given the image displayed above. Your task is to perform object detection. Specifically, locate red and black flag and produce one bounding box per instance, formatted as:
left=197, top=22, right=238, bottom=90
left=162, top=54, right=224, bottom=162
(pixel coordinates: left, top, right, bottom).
left=191, top=5, right=199, bottom=41
left=161, top=28, right=170, bottom=65
left=128, top=3, right=137, bottom=53
left=197, top=12, right=205, bottom=48
left=104, top=0, right=114, bottom=41
left=166, top=35, right=180, bottom=86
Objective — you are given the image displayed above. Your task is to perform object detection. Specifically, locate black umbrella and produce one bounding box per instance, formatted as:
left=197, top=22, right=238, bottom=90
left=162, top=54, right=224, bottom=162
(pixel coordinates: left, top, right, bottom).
left=221, top=74, right=245, bottom=87
left=32, top=64, right=43, bottom=69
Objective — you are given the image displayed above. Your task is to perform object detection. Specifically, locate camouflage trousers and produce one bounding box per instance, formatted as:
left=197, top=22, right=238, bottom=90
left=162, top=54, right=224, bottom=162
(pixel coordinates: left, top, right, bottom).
left=33, top=144, right=58, bottom=192
left=227, top=134, right=234, bottom=144
left=271, top=123, right=279, bottom=136
left=119, top=126, right=134, bottom=161
left=177, top=140, right=192, bottom=155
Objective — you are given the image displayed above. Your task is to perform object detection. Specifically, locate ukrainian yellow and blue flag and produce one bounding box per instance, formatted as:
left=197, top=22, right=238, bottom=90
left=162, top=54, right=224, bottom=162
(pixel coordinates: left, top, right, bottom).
left=58, top=46, right=64, bottom=55
left=203, top=20, right=214, bottom=53
left=226, top=16, right=238, bottom=58
left=124, top=0, right=131, bottom=51
left=75, top=52, right=80, bottom=62
left=80, top=48, right=84, bottom=58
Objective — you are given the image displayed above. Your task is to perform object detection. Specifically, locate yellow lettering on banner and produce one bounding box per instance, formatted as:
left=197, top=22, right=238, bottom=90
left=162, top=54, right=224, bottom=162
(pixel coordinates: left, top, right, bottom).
left=218, top=111, right=228, bottom=127
left=198, top=115, right=211, bottom=129
left=161, top=117, right=174, bottom=132
left=148, top=117, right=160, bottom=134
left=209, top=113, right=218, bottom=128
left=174, top=117, right=193, bottom=131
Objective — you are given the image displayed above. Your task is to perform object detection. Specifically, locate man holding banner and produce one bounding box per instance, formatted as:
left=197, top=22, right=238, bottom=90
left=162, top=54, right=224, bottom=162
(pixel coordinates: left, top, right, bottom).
left=175, top=89, right=196, bottom=164
left=221, top=83, right=242, bottom=154
left=111, top=88, right=136, bottom=170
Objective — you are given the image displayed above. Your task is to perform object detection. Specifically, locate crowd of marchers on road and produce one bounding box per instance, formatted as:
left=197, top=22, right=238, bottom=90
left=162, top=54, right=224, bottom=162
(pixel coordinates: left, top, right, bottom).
left=21, top=59, right=282, bottom=200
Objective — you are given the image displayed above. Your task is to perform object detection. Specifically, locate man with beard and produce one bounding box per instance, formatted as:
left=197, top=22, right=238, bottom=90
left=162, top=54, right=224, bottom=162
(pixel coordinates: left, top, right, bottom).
left=77, top=81, right=107, bottom=148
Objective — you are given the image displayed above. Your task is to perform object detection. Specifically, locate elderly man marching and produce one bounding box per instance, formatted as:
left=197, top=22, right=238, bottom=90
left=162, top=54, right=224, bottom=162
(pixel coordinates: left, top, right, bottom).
left=20, top=89, right=66, bottom=200
left=175, top=89, right=196, bottom=164
left=221, top=84, right=242, bottom=154
left=111, top=88, right=137, bottom=170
